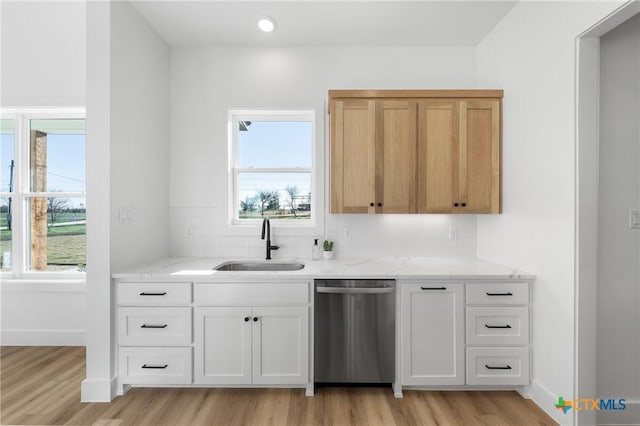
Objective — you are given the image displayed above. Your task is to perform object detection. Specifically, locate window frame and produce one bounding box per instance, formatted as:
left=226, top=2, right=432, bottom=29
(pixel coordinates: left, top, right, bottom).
left=227, top=109, right=317, bottom=228
left=0, top=108, right=86, bottom=278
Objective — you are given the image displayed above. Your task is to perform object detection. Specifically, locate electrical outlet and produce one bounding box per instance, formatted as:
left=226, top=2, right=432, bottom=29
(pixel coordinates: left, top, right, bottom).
left=343, top=227, right=352, bottom=239
left=449, top=227, right=457, bottom=240
left=629, top=209, right=640, bottom=229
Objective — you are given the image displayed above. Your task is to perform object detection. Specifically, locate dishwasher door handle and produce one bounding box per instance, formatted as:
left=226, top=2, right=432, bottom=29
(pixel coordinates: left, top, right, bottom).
left=316, top=286, right=394, bottom=294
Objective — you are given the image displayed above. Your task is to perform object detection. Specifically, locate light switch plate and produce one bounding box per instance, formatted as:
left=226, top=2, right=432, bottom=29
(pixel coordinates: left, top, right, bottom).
left=118, top=207, right=135, bottom=223
left=629, top=209, right=640, bottom=229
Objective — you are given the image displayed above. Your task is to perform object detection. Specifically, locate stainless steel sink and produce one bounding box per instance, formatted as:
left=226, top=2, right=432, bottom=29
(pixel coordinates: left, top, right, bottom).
left=213, top=260, right=305, bottom=271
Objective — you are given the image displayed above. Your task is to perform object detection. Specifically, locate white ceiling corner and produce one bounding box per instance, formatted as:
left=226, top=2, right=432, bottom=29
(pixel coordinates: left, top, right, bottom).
left=131, top=1, right=518, bottom=47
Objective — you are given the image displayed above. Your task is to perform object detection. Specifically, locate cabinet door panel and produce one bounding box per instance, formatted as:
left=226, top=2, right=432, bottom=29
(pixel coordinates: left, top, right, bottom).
left=330, top=100, right=376, bottom=213
left=252, top=306, right=309, bottom=385
left=194, top=307, right=251, bottom=384
left=377, top=101, right=417, bottom=213
left=459, top=100, right=501, bottom=213
left=417, top=101, right=459, bottom=212
left=401, top=283, right=464, bottom=385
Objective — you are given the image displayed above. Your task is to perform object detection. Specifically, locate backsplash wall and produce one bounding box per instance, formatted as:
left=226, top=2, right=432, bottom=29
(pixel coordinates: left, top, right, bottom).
left=169, top=45, right=479, bottom=259
left=170, top=207, right=476, bottom=259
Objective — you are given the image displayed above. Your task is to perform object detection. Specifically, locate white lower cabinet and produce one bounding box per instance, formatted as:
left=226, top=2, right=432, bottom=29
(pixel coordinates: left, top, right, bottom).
left=117, top=280, right=311, bottom=391
left=401, top=282, right=465, bottom=385
left=194, top=306, right=309, bottom=385
left=464, top=282, right=531, bottom=386
left=119, top=347, right=192, bottom=385
left=400, top=280, right=532, bottom=389
left=466, top=347, right=529, bottom=385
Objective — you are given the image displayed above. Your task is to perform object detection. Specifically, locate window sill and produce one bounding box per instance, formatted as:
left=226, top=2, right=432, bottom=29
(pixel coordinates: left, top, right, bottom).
left=0, top=274, right=86, bottom=293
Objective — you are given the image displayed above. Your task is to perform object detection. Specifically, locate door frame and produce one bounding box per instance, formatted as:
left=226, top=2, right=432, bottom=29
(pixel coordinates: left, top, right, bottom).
left=574, top=2, right=640, bottom=425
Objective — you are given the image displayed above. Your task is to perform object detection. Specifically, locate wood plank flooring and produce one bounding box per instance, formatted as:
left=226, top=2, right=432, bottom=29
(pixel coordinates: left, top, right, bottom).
left=1, top=347, right=557, bottom=425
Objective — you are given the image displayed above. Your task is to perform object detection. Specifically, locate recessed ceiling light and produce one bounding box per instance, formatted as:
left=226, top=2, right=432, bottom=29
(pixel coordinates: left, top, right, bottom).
left=258, top=17, right=276, bottom=33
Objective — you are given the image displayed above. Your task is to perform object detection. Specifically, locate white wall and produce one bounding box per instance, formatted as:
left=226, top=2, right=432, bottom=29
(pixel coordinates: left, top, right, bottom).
left=475, top=2, right=626, bottom=424
left=0, top=1, right=87, bottom=345
left=109, top=1, right=170, bottom=271
left=82, top=0, right=170, bottom=401
left=169, top=46, right=477, bottom=260
left=0, top=1, right=86, bottom=107
left=597, top=13, right=640, bottom=424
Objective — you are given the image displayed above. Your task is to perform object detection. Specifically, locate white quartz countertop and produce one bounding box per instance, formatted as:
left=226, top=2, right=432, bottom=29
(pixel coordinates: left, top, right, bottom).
left=113, top=257, right=534, bottom=281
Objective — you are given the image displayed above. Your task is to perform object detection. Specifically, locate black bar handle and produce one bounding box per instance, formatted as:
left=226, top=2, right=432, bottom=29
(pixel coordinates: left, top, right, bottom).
left=141, top=364, right=168, bottom=369
left=139, top=292, right=167, bottom=296
left=485, top=364, right=512, bottom=370
left=485, top=324, right=512, bottom=329
left=141, top=324, right=168, bottom=329
left=486, top=292, right=513, bottom=296
left=420, top=286, right=447, bottom=290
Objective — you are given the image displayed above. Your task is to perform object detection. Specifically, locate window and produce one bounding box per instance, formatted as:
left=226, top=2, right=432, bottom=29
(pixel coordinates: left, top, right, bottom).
left=228, top=110, right=315, bottom=225
left=0, top=110, right=86, bottom=275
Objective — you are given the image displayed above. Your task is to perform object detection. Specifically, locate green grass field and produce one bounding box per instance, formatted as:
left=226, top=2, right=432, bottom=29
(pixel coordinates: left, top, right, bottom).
left=0, top=222, right=86, bottom=270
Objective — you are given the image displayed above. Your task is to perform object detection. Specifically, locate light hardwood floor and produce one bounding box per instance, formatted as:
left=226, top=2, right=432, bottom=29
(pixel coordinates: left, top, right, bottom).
left=1, top=347, right=557, bottom=426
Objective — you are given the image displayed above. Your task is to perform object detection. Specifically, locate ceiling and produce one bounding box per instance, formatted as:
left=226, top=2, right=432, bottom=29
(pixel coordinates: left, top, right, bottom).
left=131, top=1, right=518, bottom=47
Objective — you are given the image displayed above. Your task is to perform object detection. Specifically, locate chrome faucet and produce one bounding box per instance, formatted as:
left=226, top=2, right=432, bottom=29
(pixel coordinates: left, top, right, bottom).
left=261, top=217, right=279, bottom=260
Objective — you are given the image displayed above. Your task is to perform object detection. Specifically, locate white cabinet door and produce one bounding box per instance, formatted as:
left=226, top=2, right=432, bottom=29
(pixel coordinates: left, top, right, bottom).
left=194, top=307, right=252, bottom=384
left=252, top=306, right=309, bottom=385
left=401, top=283, right=465, bottom=385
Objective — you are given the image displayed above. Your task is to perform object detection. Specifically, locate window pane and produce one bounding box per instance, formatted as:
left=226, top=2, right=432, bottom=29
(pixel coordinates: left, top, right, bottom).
left=26, top=197, right=85, bottom=272
left=238, top=172, right=311, bottom=220
left=238, top=121, right=312, bottom=168
left=0, top=197, right=11, bottom=271
left=1, top=119, right=15, bottom=192
left=29, top=119, right=86, bottom=192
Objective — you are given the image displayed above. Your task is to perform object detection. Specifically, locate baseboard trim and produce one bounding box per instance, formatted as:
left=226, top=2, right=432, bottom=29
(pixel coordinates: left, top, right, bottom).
left=529, top=378, right=573, bottom=425
left=81, top=377, right=118, bottom=402
left=0, top=329, right=85, bottom=346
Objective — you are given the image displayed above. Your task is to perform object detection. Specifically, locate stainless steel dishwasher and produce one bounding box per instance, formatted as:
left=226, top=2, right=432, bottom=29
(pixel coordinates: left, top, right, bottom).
left=314, top=279, right=395, bottom=384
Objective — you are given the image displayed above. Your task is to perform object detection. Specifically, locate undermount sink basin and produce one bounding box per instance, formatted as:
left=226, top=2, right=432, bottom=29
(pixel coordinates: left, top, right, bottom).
left=213, top=260, right=305, bottom=272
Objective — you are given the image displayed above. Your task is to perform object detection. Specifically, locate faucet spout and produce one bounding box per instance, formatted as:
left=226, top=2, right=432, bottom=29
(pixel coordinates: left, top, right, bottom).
left=261, top=217, right=279, bottom=260
left=261, top=217, right=270, bottom=240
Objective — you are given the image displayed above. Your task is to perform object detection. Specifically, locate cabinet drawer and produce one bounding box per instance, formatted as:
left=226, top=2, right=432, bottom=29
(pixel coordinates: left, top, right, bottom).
left=466, top=347, right=529, bottom=385
left=119, top=347, right=192, bottom=385
left=118, top=282, right=191, bottom=306
left=466, top=307, right=529, bottom=345
left=119, top=307, right=191, bottom=346
left=466, top=282, right=529, bottom=305
left=195, top=283, right=309, bottom=306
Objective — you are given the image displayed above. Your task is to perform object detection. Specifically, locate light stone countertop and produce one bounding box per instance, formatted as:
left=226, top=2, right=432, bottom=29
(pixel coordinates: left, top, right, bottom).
left=113, top=256, right=535, bottom=282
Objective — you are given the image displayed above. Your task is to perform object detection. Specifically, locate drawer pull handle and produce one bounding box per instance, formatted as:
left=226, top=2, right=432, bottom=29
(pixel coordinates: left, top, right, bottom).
left=486, top=292, right=513, bottom=296
left=420, top=286, right=447, bottom=290
left=139, top=292, right=167, bottom=296
left=485, top=364, right=512, bottom=370
left=141, top=324, right=168, bottom=329
left=141, top=364, right=168, bottom=369
left=484, top=324, right=512, bottom=329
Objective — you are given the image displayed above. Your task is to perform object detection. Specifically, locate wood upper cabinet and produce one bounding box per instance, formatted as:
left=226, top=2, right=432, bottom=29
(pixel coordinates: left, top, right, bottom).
left=417, top=100, right=459, bottom=212
left=330, top=99, right=375, bottom=213
left=376, top=100, right=417, bottom=213
left=458, top=100, right=501, bottom=213
left=330, top=90, right=502, bottom=214
left=418, top=99, right=501, bottom=213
